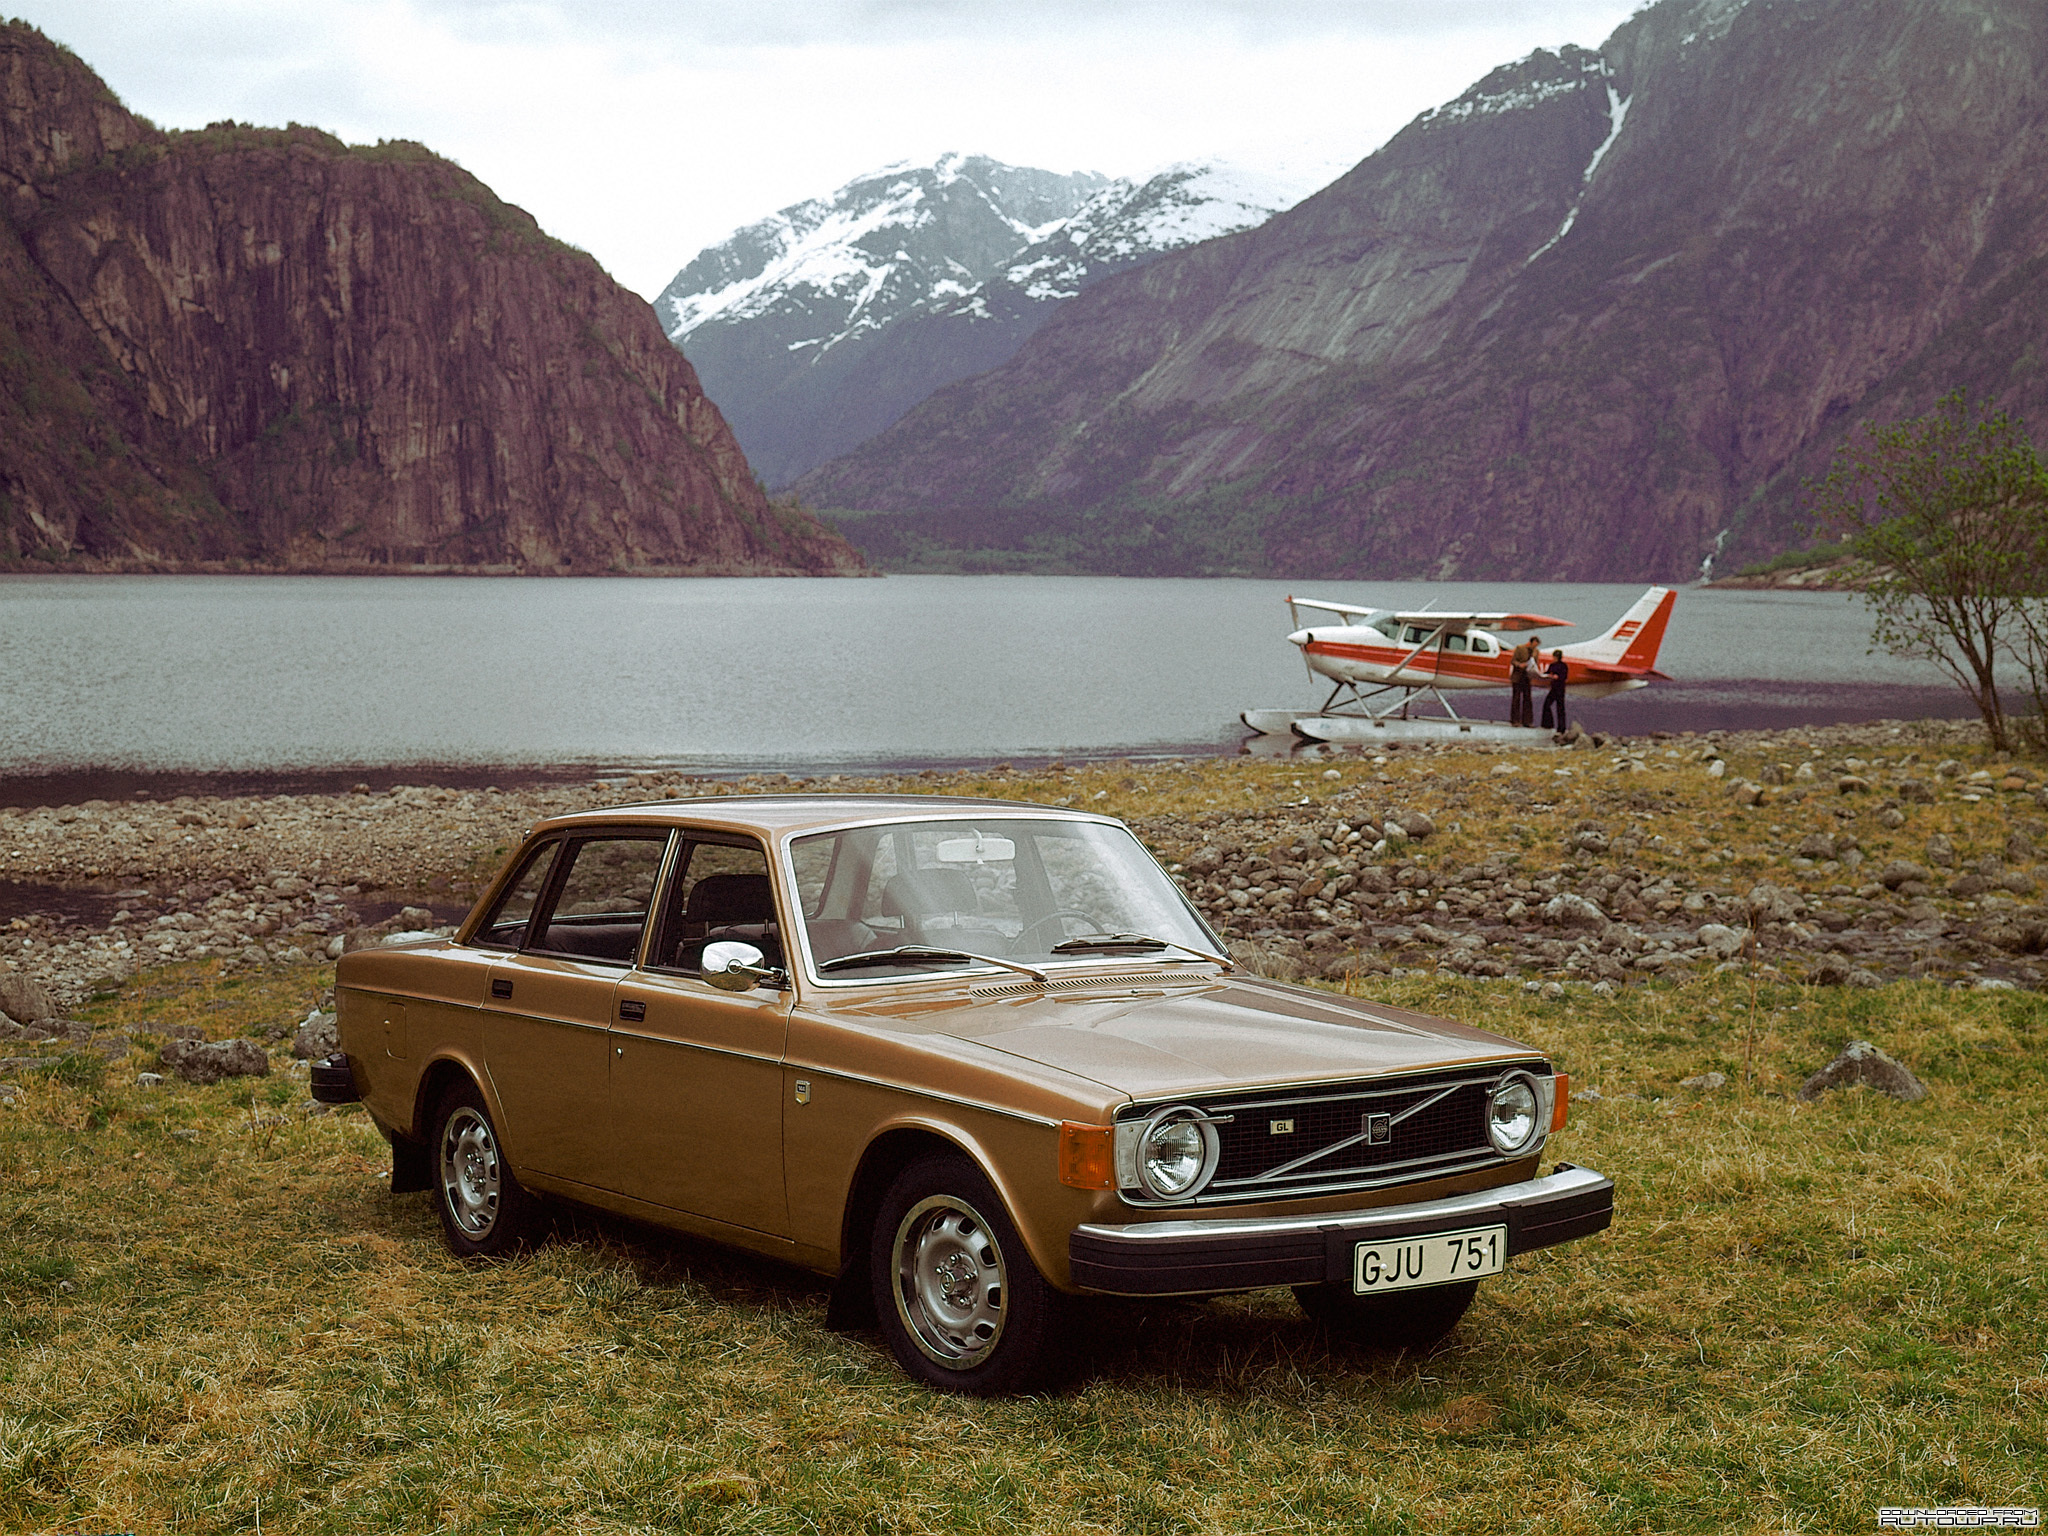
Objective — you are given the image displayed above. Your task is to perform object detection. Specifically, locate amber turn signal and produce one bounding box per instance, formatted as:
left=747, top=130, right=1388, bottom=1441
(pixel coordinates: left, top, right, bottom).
left=1058, top=1122, right=1114, bottom=1189
left=1551, top=1073, right=1570, bottom=1132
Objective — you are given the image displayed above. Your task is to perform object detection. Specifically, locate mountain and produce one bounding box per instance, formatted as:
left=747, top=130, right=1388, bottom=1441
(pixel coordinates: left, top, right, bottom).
left=656, top=155, right=1291, bottom=487
left=796, top=0, right=2048, bottom=581
left=0, top=22, right=863, bottom=575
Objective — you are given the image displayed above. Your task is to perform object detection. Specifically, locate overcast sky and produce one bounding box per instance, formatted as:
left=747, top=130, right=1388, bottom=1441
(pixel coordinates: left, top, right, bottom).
left=18, top=0, right=1644, bottom=300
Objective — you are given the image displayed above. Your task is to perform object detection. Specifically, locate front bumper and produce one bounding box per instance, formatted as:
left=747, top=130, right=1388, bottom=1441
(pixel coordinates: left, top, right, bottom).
left=1068, top=1163, right=1613, bottom=1296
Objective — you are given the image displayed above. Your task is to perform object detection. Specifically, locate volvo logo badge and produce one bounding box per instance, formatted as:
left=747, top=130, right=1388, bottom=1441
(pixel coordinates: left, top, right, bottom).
left=1365, top=1112, right=1392, bottom=1145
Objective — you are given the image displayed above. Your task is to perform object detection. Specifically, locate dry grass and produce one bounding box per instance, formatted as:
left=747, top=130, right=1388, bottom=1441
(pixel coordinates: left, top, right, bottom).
left=3, top=959, right=2043, bottom=1534
left=4, top=741, right=2045, bottom=1532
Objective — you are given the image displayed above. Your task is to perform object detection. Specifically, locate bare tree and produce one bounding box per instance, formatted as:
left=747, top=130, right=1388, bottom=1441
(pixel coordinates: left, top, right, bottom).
left=1808, top=389, right=2048, bottom=754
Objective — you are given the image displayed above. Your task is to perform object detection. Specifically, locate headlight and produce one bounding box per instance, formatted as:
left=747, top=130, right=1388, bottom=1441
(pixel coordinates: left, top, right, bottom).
left=1115, top=1104, right=1221, bottom=1201
left=1487, top=1073, right=1541, bottom=1155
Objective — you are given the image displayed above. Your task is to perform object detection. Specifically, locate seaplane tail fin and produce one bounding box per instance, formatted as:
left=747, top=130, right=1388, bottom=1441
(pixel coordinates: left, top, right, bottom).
left=1565, top=587, right=1676, bottom=670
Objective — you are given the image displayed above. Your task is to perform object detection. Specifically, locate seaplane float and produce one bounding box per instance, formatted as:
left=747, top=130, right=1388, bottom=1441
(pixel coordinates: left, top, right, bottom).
left=1243, top=586, right=1676, bottom=745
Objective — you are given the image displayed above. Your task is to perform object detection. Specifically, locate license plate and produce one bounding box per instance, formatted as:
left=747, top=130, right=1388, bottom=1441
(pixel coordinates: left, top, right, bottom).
left=1352, top=1224, right=1507, bottom=1294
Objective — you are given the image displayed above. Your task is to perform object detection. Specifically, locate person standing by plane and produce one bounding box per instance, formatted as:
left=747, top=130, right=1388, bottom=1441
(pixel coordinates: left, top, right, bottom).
left=1541, top=649, right=1570, bottom=734
left=1509, top=636, right=1538, bottom=727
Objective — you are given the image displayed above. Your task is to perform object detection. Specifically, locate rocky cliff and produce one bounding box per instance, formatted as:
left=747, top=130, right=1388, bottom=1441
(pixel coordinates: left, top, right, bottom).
left=798, top=0, right=2048, bottom=580
left=0, top=24, right=863, bottom=574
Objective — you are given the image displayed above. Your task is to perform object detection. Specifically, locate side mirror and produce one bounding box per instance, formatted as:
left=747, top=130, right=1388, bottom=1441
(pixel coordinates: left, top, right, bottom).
left=702, top=941, right=786, bottom=992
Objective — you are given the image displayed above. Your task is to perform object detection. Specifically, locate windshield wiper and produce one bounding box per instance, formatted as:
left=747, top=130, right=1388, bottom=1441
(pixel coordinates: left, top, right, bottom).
left=816, top=945, right=1047, bottom=983
left=1050, top=934, right=1235, bottom=967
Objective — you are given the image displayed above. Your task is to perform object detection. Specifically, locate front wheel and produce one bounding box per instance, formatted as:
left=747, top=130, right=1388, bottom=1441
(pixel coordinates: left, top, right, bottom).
left=431, top=1080, right=540, bottom=1259
left=1294, top=1279, right=1477, bottom=1351
left=871, top=1153, right=1069, bottom=1395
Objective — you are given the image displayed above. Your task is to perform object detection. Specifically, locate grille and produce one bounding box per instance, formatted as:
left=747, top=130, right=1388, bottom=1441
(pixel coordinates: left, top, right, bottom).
left=1125, top=1068, right=1532, bottom=1206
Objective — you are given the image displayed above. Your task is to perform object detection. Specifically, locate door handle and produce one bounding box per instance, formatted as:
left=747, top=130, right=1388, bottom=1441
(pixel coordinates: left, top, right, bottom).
left=618, top=999, right=646, bottom=1023
left=490, top=978, right=513, bottom=999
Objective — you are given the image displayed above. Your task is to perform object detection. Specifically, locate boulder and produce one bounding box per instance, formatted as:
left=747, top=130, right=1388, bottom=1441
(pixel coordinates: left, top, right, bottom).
left=1876, top=860, right=1930, bottom=891
left=0, top=973, right=56, bottom=1025
left=1797, top=1040, right=1926, bottom=1103
left=160, top=1037, right=270, bottom=1084
left=1695, top=923, right=1746, bottom=959
left=1542, top=893, right=1607, bottom=929
left=1744, top=882, right=1803, bottom=924
left=1680, top=1071, right=1727, bottom=1091
left=1925, top=834, right=1955, bottom=868
left=1809, top=959, right=1884, bottom=988
left=1400, top=813, right=1435, bottom=840
left=290, top=1009, right=340, bottom=1060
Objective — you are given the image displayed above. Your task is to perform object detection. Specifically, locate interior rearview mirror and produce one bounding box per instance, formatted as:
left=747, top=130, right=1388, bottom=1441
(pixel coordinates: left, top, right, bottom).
left=935, top=833, right=1015, bottom=864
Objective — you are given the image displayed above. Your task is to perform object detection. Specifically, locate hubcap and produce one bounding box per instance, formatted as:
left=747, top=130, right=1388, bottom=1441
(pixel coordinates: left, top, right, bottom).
left=440, top=1106, right=500, bottom=1238
left=893, top=1194, right=1007, bottom=1368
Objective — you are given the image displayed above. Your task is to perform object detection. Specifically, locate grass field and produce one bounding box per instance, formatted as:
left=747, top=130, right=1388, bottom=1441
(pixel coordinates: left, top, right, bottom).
left=3, top=958, right=2043, bottom=1535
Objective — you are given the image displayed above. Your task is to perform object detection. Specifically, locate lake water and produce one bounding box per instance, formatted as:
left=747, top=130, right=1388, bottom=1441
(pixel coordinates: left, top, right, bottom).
left=0, top=574, right=1966, bottom=782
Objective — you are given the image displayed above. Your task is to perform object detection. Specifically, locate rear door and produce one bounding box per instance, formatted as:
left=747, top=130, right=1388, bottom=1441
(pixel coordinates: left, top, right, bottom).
left=480, top=831, right=672, bottom=1183
left=608, top=835, right=791, bottom=1234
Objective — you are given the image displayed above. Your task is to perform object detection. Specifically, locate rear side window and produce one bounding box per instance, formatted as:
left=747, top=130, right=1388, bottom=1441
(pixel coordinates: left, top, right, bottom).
left=474, top=841, right=561, bottom=948
left=527, top=835, right=669, bottom=964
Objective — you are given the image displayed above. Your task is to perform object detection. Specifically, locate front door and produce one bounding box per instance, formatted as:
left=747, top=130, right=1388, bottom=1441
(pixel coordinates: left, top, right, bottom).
left=606, top=837, right=790, bottom=1234
left=478, top=831, right=670, bottom=1184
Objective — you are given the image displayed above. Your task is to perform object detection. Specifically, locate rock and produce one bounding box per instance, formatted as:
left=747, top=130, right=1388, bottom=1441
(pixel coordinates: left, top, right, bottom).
left=1797, top=1040, right=1927, bottom=1103
left=1696, top=923, right=1745, bottom=959
left=1837, top=775, right=1871, bottom=793
left=1935, top=759, right=1963, bottom=777
left=1877, top=859, right=1930, bottom=891
left=1744, top=882, right=1803, bottom=924
left=0, top=973, right=57, bottom=1024
left=1949, top=872, right=1990, bottom=898
left=160, top=1037, right=270, bottom=1084
left=1810, top=959, right=1883, bottom=988
left=136, top=1071, right=164, bottom=1088
left=2007, top=832, right=2037, bottom=863
left=1925, top=834, right=1955, bottom=868
left=1796, top=833, right=1836, bottom=860
left=1794, top=762, right=1817, bottom=781
left=1680, top=1071, right=1727, bottom=1091
left=290, top=1009, right=340, bottom=1060
left=1877, top=807, right=1906, bottom=829
left=1382, top=822, right=1411, bottom=849
left=1733, top=781, right=1764, bottom=806
left=1706, top=759, right=1727, bottom=779
left=1571, top=827, right=1611, bottom=853
left=1543, top=893, right=1607, bottom=929
left=1400, top=813, right=1435, bottom=840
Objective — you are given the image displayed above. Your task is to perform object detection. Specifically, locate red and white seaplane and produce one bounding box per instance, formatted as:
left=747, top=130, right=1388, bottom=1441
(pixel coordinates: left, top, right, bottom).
left=1242, top=586, right=1676, bottom=743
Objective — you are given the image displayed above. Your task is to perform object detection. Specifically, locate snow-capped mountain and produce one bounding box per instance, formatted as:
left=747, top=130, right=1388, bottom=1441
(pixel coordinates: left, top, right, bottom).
left=655, top=154, right=1293, bottom=487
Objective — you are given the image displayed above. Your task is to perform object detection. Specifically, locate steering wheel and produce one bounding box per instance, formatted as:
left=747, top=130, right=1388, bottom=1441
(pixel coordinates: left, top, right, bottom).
left=1014, top=909, right=1102, bottom=949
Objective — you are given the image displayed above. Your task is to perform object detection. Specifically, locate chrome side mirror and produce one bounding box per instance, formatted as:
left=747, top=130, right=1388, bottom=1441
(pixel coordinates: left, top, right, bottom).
left=702, top=940, right=786, bottom=992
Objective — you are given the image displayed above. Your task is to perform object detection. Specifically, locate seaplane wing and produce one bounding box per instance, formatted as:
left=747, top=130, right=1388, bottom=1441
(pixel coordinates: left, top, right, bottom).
left=1381, top=610, right=1573, bottom=634
left=1286, top=595, right=1381, bottom=623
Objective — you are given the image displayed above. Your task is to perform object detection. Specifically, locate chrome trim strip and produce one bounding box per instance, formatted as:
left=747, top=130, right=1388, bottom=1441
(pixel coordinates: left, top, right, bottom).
left=1209, top=1150, right=1505, bottom=1193
left=1114, top=1059, right=1550, bottom=1120
left=1078, top=1165, right=1611, bottom=1245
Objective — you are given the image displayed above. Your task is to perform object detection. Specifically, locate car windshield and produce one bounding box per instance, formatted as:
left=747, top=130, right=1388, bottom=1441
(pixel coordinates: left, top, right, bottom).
left=789, top=816, right=1219, bottom=979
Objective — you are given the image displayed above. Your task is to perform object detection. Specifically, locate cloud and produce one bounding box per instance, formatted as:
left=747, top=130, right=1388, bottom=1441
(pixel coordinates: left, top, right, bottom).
left=16, top=0, right=1644, bottom=297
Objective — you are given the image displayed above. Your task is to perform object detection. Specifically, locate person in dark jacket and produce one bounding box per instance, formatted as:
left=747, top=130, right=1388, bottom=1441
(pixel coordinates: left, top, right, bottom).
left=1509, top=636, right=1538, bottom=727
left=1540, top=649, right=1569, bottom=733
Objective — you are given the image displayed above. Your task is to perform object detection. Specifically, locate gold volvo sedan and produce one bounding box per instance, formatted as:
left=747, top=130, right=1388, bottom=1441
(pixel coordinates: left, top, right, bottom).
left=315, top=795, right=1611, bottom=1394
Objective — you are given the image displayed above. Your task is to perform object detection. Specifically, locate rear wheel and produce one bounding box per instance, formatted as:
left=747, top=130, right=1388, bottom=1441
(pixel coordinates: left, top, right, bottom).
left=871, top=1153, right=1068, bottom=1395
left=431, top=1080, right=539, bottom=1259
left=1294, top=1279, right=1478, bottom=1351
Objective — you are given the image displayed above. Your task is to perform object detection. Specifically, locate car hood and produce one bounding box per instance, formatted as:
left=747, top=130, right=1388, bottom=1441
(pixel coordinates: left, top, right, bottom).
left=942, top=973, right=1541, bottom=1099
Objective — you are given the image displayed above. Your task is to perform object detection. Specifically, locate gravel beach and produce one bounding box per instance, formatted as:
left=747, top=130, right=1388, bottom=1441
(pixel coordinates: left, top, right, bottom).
left=2, top=716, right=2043, bottom=1033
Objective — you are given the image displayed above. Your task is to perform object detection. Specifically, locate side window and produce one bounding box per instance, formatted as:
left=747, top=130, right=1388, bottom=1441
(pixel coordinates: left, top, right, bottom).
left=1444, top=633, right=1467, bottom=652
left=655, top=840, right=778, bottom=974
left=474, top=841, right=560, bottom=949
left=528, top=836, right=668, bottom=964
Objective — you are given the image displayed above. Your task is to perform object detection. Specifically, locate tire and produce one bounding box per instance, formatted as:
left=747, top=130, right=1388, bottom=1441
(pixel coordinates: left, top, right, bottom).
left=1294, top=1279, right=1478, bottom=1351
left=430, top=1080, right=539, bottom=1259
left=870, top=1153, right=1069, bottom=1395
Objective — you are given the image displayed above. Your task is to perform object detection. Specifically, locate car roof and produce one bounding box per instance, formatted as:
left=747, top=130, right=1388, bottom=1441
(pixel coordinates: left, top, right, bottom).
left=529, top=792, right=1110, bottom=840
